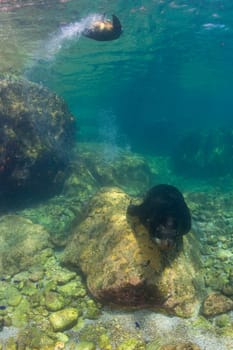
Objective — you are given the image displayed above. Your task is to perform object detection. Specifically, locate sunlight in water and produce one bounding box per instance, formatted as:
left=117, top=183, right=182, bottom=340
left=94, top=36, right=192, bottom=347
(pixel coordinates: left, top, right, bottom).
left=24, top=12, right=103, bottom=77
left=98, top=108, right=131, bottom=162
left=43, top=13, right=102, bottom=60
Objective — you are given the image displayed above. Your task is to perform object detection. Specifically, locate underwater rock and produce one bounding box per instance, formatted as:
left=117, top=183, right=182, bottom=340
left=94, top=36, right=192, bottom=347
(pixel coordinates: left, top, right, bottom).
left=222, top=283, right=233, bottom=296
left=75, top=341, right=96, bottom=350
left=0, top=215, right=50, bottom=275
left=45, top=291, right=65, bottom=312
left=0, top=75, right=76, bottom=203
left=16, top=143, right=153, bottom=247
left=63, top=143, right=153, bottom=196
left=63, top=187, right=204, bottom=317
left=202, top=292, right=233, bottom=317
left=49, top=308, right=79, bottom=331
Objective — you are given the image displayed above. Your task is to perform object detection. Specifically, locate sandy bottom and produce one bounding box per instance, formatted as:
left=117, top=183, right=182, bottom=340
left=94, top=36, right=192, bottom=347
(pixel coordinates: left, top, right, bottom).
left=99, top=309, right=233, bottom=350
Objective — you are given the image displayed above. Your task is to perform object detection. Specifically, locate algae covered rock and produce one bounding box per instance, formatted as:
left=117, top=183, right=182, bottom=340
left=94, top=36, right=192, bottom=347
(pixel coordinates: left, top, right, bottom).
left=202, top=292, right=233, bottom=317
left=0, top=75, right=76, bottom=201
left=49, top=308, right=79, bottom=331
left=45, top=291, right=65, bottom=311
left=63, top=143, right=152, bottom=197
left=76, top=341, right=96, bottom=350
left=63, top=187, right=204, bottom=317
left=0, top=214, right=50, bottom=275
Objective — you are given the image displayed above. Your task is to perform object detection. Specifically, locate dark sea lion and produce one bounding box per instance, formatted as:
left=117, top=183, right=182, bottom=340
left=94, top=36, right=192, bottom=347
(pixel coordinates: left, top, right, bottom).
left=127, top=184, right=191, bottom=249
left=82, top=14, right=122, bottom=41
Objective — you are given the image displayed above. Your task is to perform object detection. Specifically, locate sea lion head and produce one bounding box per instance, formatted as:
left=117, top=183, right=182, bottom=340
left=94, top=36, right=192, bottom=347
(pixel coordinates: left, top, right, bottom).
left=127, top=184, right=191, bottom=250
left=151, top=216, right=179, bottom=250
left=82, top=14, right=122, bottom=41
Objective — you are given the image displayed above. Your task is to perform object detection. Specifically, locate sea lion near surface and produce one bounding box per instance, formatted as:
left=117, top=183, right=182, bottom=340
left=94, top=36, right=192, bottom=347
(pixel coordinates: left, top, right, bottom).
left=127, top=184, right=191, bottom=250
left=82, top=14, right=122, bottom=41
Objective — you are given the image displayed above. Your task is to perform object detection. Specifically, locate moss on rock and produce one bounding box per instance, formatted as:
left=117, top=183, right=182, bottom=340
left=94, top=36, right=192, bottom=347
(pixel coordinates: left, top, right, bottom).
left=0, top=75, right=76, bottom=202
left=0, top=215, right=50, bottom=275
left=63, top=187, right=204, bottom=317
left=49, top=308, right=79, bottom=332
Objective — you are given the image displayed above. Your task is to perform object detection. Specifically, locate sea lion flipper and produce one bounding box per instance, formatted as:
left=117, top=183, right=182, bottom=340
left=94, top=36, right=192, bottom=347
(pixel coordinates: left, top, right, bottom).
left=112, top=14, right=122, bottom=31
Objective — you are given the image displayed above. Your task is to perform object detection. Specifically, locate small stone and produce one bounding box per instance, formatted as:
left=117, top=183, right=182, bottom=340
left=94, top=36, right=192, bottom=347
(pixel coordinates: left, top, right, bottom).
left=54, top=341, right=65, bottom=350
left=29, top=268, right=45, bottom=282
left=216, top=249, right=232, bottom=261
left=56, top=333, right=69, bottom=343
left=7, top=287, right=22, bottom=307
left=202, top=292, right=233, bottom=317
left=45, top=292, right=65, bottom=311
left=76, top=341, right=96, bottom=350
left=58, top=281, right=86, bottom=298
left=52, top=270, right=77, bottom=285
left=215, top=314, right=231, bottom=328
left=49, top=308, right=79, bottom=332
left=222, top=283, right=233, bottom=296
left=11, top=298, right=30, bottom=327
left=5, top=337, right=17, bottom=350
left=116, top=338, right=142, bottom=350
left=98, top=334, right=111, bottom=350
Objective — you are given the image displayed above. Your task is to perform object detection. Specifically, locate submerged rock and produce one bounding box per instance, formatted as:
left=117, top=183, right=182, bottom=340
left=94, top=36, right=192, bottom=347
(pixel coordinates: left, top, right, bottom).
left=63, top=187, right=204, bottom=317
left=202, top=292, right=233, bottom=317
left=172, top=129, right=233, bottom=178
left=0, top=215, right=50, bottom=275
left=75, top=341, right=96, bottom=350
left=45, top=291, right=65, bottom=312
left=63, top=143, right=153, bottom=196
left=17, top=143, right=153, bottom=246
left=49, top=308, right=79, bottom=331
left=0, top=75, right=76, bottom=202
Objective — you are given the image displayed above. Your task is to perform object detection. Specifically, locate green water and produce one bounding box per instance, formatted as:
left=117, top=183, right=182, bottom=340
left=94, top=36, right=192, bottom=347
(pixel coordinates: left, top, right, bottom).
left=0, top=2, right=233, bottom=349
left=2, top=0, right=233, bottom=163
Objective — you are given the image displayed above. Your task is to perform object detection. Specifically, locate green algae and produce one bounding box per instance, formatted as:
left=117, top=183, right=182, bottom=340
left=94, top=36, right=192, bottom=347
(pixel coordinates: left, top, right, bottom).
left=11, top=298, right=30, bottom=328
left=5, top=337, right=17, bottom=350
left=80, top=299, right=101, bottom=319
left=98, top=333, right=112, bottom=350
left=58, top=281, right=86, bottom=298
left=145, top=339, right=162, bottom=350
left=49, top=308, right=79, bottom=332
left=45, top=291, right=65, bottom=311
left=78, top=324, right=109, bottom=346
left=189, top=316, right=213, bottom=331
left=75, top=341, right=96, bottom=350
left=7, top=287, right=22, bottom=307
left=215, top=314, right=231, bottom=328
left=116, top=338, right=145, bottom=350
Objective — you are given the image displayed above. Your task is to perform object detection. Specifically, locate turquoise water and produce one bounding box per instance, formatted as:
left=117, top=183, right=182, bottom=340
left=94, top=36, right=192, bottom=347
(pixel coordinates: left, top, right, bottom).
left=2, top=0, right=233, bottom=163
left=0, top=2, right=233, bottom=349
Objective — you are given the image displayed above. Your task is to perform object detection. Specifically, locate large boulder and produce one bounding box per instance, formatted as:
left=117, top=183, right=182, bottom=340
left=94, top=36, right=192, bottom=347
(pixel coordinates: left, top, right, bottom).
left=0, top=75, right=76, bottom=200
left=63, top=187, right=204, bottom=317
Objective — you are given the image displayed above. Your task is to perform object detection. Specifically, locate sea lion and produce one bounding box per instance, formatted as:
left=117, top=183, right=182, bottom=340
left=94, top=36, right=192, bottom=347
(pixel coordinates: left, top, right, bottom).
left=82, top=14, right=122, bottom=41
left=127, top=184, right=191, bottom=249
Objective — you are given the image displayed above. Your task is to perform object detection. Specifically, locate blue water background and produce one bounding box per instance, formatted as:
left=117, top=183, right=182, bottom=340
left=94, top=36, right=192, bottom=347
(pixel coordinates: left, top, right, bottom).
left=1, top=0, right=233, bottom=171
